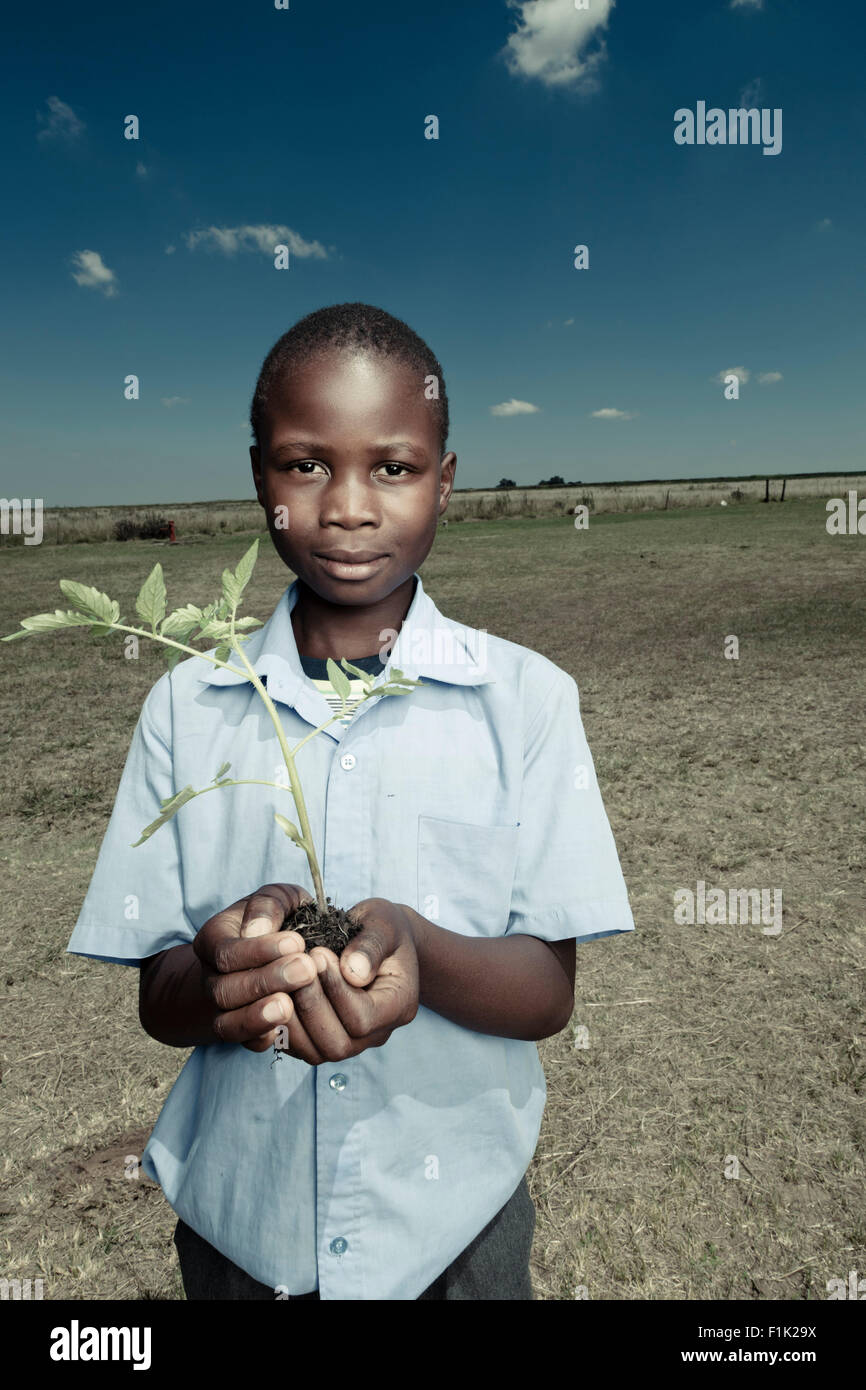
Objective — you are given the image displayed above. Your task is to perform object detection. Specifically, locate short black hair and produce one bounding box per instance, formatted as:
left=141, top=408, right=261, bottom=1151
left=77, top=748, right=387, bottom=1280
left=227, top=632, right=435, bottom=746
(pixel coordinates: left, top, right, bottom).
left=250, top=302, right=449, bottom=458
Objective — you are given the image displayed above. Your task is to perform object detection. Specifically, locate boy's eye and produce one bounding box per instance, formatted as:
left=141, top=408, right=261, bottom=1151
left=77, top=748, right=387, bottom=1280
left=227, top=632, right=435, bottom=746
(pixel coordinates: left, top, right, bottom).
left=281, top=461, right=412, bottom=477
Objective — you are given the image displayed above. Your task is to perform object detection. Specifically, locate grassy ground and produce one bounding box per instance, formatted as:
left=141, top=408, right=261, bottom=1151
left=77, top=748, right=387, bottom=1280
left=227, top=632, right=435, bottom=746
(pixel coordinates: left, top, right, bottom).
left=0, top=497, right=863, bottom=1300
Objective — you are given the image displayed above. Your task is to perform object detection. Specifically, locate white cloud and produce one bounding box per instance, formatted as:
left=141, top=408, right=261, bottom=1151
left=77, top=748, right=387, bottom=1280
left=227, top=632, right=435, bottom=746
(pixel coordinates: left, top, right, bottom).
left=136, top=162, right=148, bottom=178
left=165, top=244, right=176, bottom=255
left=730, top=0, right=763, bottom=9
left=563, top=317, right=574, bottom=325
left=714, top=366, right=750, bottom=385
left=161, top=397, right=190, bottom=408
left=591, top=407, right=633, bottom=420
left=185, top=224, right=329, bottom=258
left=490, top=399, right=540, bottom=416
left=502, top=0, right=615, bottom=91
left=757, top=371, right=783, bottom=384
left=37, top=95, right=85, bottom=143
left=816, top=217, right=832, bottom=230
left=70, top=250, right=118, bottom=297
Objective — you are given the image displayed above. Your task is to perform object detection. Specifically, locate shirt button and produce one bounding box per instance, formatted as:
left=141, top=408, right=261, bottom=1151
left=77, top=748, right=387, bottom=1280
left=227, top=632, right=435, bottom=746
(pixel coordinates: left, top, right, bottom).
left=329, top=1237, right=348, bottom=1256
left=329, top=1073, right=348, bottom=1091
left=340, top=753, right=356, bottom=770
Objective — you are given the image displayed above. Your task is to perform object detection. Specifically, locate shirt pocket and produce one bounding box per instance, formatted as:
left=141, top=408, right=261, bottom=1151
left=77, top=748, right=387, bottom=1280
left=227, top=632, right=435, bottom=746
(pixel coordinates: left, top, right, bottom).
left=417, top=815, right=520, bottom=938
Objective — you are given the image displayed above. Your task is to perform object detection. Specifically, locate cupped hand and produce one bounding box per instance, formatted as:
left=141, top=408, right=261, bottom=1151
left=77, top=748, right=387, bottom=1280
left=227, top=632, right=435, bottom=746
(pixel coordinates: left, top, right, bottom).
left=193, top=882, right=318, bottom=1051
left=271, top=897, right=420, bottom=1066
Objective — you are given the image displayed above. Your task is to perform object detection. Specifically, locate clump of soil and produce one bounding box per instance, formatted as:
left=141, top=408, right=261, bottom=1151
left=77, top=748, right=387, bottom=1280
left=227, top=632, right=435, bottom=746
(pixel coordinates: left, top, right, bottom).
left=280, top=896, right=364, bottom=955
left=273, top=898, right=366, bottom=1064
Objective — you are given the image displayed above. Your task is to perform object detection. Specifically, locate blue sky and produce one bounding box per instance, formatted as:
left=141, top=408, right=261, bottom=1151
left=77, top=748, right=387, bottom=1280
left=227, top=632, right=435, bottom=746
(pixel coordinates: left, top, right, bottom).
left=1, top=0, right=863, bottom=506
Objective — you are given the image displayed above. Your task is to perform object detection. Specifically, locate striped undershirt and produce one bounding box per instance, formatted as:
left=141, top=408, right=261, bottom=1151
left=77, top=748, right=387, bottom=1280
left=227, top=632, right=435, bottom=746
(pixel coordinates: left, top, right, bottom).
left=297, top=652, right=386, bottom=727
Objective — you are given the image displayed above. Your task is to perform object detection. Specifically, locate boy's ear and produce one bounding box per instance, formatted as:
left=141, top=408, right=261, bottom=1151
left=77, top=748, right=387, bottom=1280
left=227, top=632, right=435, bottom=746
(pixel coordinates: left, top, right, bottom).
left=439, top=452, right=456, bottom=512
left=250, top=445, right=265, bottom=507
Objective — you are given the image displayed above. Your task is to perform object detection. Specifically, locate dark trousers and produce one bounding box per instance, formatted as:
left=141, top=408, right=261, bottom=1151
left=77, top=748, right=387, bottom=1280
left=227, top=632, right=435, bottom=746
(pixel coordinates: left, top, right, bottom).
left=173, top=1174, right=535, bottom=1300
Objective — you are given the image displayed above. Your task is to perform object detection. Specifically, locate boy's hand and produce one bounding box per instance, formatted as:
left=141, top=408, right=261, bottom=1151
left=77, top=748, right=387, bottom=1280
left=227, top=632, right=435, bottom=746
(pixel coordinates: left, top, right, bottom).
left=193, top=883, right=320, bottom=1052
left=273, top=898, right=420, bottom=1066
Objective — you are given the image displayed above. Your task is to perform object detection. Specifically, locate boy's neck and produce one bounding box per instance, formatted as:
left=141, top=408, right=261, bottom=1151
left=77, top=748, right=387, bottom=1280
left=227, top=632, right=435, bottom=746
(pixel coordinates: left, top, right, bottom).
left=291, top=574, right=417, bottom=661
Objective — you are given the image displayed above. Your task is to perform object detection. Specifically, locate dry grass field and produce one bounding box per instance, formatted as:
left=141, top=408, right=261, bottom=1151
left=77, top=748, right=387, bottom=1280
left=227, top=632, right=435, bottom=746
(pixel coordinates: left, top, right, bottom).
left=3, top=471, right=865, bottom=546
left=1, top=496, right=864, bottom=1300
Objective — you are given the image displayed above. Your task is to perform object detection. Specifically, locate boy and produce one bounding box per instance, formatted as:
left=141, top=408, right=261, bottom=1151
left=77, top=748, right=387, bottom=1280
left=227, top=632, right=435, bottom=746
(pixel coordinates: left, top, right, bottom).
left=67, top=303, right=635, bottom=1300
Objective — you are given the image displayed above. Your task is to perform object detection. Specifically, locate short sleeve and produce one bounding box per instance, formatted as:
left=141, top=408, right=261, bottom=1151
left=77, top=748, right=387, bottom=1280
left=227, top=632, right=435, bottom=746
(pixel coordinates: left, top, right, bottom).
left=66, top=672, right=197, bottom=966
left=505, top=669, right=635, bottom=945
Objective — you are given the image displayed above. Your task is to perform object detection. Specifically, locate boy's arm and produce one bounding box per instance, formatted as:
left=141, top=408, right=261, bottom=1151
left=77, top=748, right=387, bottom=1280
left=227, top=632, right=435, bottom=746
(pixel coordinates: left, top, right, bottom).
left=404, top=908, right=575, bottom=1041
left=139, top=944, right=221, bottom=1048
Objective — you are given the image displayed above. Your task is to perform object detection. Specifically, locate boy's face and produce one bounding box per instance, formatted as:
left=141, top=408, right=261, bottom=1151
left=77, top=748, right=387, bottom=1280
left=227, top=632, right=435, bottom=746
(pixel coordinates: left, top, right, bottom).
left=251, top=349, right=455, bottom=606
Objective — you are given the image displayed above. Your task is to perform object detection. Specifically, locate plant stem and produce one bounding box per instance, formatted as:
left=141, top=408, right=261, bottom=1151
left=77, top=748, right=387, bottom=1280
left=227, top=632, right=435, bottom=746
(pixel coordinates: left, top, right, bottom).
left=229, top=613, right=330, bottom=915
left=108, top=623, right=250, bottom=677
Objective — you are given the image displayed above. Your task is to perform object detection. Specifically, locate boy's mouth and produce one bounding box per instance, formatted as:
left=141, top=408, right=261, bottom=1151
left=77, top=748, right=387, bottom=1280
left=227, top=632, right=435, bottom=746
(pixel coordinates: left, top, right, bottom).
left=313, top=551, right=389, bottom=581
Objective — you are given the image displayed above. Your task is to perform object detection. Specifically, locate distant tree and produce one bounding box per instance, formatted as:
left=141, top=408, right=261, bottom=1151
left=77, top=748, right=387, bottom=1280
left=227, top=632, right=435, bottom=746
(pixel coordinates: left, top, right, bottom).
left=496, top=478, right=516, bottom=489
left=538, top=475, right=565, bottom=488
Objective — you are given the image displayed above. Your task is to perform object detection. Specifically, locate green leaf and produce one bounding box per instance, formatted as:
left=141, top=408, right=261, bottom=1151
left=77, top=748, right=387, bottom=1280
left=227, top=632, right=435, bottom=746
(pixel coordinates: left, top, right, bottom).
left=379, top=677, right=424, bottom=696
left=215, top=762, right=231, bottom=779
left=214, top=643, right=231, bottom=663
left=384, top=673, right=423, bottom=689
left=274, top=812, right=304, bottom=847
left=326, top=658, right=352, bottom=701
left=165, top=646, right=184, bottom=672
left=15, top=610, right=93, bottom=634
left=197, top=618, right=234, bottom=641
left=135, top=564, right=167, bottom=631
left=340, top=658, right=375, bottom=688
left=233, top=616, right=263, bottom=631
left=133, top=785, right=197, bottom=845
left=233, top=540, right=258, bottom=599
left=160, top=605, right=203, bottom=641
left=59, top=580, right=120, bottom=626
left=221, top=568, right=240, bottom=611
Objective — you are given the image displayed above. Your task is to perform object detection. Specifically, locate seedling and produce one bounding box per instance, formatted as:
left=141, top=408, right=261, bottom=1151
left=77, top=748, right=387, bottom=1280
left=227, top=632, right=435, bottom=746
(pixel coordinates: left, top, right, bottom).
left=2, top=538, right=423, bottom=958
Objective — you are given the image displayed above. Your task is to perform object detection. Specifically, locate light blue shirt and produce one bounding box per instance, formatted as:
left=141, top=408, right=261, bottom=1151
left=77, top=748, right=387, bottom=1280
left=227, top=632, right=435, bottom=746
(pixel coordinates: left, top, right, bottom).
left=67, top=571, right=635, bottom=1299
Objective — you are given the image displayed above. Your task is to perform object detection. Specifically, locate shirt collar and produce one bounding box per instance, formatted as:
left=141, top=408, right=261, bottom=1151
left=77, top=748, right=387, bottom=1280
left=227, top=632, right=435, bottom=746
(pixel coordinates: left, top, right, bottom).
left=199, top=571, right=495, bottom=707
